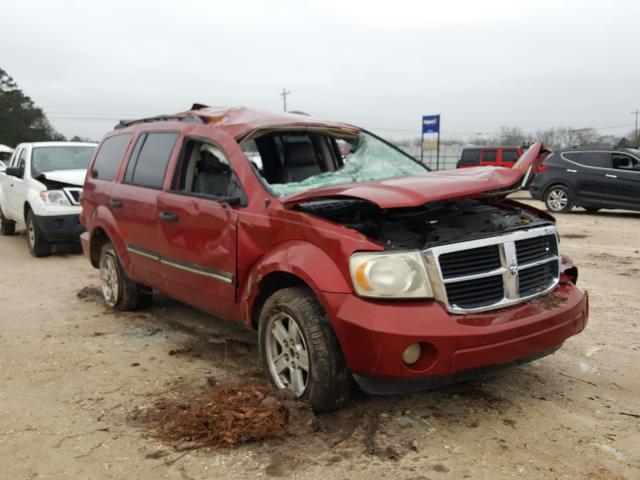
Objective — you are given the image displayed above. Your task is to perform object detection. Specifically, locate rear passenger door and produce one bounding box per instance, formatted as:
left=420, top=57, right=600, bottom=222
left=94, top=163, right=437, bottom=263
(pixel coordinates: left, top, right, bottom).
left=155, top=134, right=244, bottom=321
left=110, top=131, right=179, bottom=288
left=480, top=149, right=498, bottom=166
left=608, top=152, right=640, bottom=209
left=562, top=151, right=609, bottom=206
left=500, top=148, right=520, bottom=168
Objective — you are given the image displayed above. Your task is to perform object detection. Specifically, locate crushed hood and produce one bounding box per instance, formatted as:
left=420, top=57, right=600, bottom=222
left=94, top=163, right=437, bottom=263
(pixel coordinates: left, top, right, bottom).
left=38, top=169, right=87, bottom=187
left=283, top=142, right=549, bottom=209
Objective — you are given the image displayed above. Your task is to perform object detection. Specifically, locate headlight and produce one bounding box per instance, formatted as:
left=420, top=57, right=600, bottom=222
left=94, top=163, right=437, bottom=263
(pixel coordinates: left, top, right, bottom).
left=40, top=190, right=71, bottom=206
left=349, top=251, right=433, bottom=298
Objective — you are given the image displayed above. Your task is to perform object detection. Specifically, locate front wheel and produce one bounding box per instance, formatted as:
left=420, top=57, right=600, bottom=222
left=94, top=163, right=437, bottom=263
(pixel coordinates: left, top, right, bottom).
left=0, top=205, right=15, bottom=235
left=99, top=242, right=153, bottom=310
left=544, top=185, right=573, bottom=213
left=259, top=287, right=353, bottom=413
left=26, top=211, right=51, bottom=257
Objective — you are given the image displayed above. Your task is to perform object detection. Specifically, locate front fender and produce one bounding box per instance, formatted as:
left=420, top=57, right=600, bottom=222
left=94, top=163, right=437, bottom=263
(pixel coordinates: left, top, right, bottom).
left=239, top=240, right=353, bottom=325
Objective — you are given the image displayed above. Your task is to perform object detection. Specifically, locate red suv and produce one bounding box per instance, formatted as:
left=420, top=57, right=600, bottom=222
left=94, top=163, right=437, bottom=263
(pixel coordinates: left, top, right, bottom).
left=80, top=106, right=588, bottom=412
left=457, top=146, right=523, bottom=168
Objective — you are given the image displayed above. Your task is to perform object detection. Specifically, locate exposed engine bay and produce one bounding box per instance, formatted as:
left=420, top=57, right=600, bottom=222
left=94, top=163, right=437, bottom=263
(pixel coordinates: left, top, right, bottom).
left=294, top=197, right=552, bottom=249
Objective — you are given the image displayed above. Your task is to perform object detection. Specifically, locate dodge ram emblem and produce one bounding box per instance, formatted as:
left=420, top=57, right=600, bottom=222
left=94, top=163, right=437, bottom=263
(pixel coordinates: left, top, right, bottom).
left=508, top=263, right=518, bottom=277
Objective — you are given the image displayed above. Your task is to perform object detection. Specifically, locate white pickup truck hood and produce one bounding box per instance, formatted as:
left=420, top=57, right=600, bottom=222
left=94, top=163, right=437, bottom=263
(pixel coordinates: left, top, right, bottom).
left=39, top=169, right=87, bottom=187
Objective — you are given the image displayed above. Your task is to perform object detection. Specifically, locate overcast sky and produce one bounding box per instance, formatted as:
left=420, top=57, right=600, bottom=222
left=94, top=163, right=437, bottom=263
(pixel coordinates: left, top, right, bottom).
left=2, top=0, right=639, bottom=141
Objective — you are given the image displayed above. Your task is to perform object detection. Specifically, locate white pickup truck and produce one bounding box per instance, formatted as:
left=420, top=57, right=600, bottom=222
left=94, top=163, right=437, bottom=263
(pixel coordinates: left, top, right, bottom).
left=0, top=141, right=97, bottom=256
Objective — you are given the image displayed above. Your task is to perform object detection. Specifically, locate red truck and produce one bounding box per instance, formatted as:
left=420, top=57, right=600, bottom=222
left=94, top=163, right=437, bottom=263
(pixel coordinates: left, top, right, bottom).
left=80, top=106, right=588, bottom=412
left=457, top=146, right=523, bottom=168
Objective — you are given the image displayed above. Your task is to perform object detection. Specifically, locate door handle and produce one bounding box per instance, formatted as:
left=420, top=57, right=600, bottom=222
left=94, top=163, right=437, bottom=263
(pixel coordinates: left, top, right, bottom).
left=566, top=169, right=577, bottom=173
left=605, top=174, right=617, bottom=179
left=110, top=198, right=123, bottom=208
left=159, top=211, right=179, bottom=223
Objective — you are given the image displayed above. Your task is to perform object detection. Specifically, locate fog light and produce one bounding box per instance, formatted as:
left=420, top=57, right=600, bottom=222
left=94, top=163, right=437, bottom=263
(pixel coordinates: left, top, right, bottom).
left=402, top=343, right=422, bottom=365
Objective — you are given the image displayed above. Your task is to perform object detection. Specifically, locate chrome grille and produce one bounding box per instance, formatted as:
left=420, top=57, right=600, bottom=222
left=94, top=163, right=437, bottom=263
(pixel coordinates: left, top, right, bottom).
left=423, top=226, right=560, bottom=314
left=439, top=245, right=501, bottom=279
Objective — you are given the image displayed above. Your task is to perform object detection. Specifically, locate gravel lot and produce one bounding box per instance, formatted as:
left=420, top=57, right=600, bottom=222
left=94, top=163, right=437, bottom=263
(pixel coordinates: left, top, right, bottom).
left=0, top=196, right=639, bottom=480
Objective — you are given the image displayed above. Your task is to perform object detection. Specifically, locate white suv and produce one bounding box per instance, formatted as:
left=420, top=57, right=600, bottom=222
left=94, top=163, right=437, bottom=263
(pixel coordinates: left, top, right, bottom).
left=0, top=141, right=97, bottom=256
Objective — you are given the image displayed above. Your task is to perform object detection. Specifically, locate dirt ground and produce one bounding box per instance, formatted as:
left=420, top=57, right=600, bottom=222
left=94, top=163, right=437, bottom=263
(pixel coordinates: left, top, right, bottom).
left=1, top=195, right=639, bottom=480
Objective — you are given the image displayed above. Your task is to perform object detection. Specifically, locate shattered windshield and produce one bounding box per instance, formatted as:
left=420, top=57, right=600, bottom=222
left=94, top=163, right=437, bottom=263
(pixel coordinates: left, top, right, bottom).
left=267, top=132, right=428, bottom=196
left=31, top=146, right=96, bottom=175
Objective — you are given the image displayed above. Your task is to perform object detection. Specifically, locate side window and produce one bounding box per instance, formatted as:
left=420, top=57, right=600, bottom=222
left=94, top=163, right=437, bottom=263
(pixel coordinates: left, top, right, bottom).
left=92, top=134, right=132, bottom=181
left=172, top=138, right=244, bottom=201
left=16, top=149, right=27, bottom=169
left=611, top=153, right=639, bottom=171
left=501, top=149, right=520, bottom=163
left=460, top=149, right=480, bottom=165
left=576, top=151, right=609, bottom=168
left=562, top=152, right=582, bottom=163
left=481, top=149, right=497, bottom=162
left=241, top=139, right=264, bottom=173
left=124, top=132, right=178, bottom=189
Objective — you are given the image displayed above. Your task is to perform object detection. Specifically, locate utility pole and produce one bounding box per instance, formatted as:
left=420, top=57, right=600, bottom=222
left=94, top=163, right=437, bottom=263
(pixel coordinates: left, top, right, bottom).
left=280, top=88, right=291, bottom=112
left=631, top=109, right=640, bottom=140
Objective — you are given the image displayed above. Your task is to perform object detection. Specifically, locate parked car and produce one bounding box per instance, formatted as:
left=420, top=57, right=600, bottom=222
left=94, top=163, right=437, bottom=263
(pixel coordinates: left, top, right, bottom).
left=80, top=106, right=588, bottom=412
left=457, top=146, right=523, bottom=168
left=529, top=146, right=640, bottom=213
left=0, top=141, right=97, bottom=256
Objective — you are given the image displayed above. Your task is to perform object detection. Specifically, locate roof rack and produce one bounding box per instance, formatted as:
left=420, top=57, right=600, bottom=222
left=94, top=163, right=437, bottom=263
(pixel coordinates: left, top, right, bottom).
left=115, top=109, right=206, bottom=129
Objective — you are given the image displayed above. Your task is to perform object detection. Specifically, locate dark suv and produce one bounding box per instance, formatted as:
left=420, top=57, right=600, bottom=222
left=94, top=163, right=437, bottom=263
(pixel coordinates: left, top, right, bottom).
left=530, top=146, right=640, bottom=213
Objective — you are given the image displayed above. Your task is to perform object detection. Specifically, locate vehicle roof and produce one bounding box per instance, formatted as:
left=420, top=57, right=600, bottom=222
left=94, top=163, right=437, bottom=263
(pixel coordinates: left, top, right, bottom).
left=117, top=105, right=360, bottom=140
left=561, top=145, right=640, bottom=152
left=462, top=146, right=522, bottom=150
left=16, top=141, right=98, bottom=148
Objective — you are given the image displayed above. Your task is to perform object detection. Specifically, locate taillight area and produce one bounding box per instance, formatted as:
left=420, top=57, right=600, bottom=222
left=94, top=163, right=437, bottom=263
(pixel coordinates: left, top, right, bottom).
left=536, top=163, right=549, bottom=173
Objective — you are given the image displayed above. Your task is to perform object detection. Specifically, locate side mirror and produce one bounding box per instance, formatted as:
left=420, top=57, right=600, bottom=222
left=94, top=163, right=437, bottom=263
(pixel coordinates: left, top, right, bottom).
left=217, top=196, right=241, bottom=206
left=6, top=167, right=24, bottom=178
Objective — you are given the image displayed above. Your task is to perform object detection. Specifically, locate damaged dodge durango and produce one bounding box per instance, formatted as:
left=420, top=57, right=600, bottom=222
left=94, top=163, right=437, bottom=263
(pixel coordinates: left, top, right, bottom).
left=80, top=105, right=588, bottom=412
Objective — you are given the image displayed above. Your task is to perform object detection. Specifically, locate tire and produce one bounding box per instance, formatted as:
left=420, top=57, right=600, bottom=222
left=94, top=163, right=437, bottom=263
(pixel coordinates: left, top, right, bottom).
left=99, top=242, right=153, bottom=311
left=584, top=207, right=600, bottom=213
left=544, top=185, right=573, bottom=213
left=26, top=210, right=51, bottom=257
left=0, top=205, right=15, bottom=235
left=259, top=287, right=353, bottom=413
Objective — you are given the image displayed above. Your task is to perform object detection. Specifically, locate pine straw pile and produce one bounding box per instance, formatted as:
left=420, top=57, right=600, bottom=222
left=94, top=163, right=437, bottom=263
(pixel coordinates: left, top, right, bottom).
left=133, top=384, right=314, bottom=449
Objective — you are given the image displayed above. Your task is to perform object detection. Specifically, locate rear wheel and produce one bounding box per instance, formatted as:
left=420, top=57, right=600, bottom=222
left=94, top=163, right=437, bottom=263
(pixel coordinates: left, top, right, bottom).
left=26, top=211, right=51, bottom=257
left=99, top=242, right=152, bottom=310
left=259, top=287, right=353, bottom=413
left=544, top=185, right=572, bottom=213
left=0, top=205, right=15, bottom=235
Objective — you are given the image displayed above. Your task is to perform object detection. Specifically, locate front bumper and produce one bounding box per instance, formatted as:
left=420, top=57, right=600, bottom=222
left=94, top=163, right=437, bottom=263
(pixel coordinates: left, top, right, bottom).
left=322, top=282, right=588, bottom=393
left=34, top=214, right=85, bottom=243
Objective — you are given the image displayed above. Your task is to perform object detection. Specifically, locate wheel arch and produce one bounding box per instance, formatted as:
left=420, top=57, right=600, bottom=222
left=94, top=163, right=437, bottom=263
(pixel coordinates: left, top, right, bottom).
left=240, top=240, right=353, bottom=329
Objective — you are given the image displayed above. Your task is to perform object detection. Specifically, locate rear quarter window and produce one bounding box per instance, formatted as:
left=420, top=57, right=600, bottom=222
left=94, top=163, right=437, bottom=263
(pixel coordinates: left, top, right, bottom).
left=124, top=132, right=178, bottom=189
left=565, top=151, right=610, bottom=168
left=501, top=149, right=520, bottom=162
left=92, top=134, right=132, bottom=181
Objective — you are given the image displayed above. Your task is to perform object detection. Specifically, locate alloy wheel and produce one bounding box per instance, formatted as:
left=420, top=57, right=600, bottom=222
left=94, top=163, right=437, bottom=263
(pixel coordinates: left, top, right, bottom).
left=27, top=217, right=35, bottom=249
left=100, top=253, right=119, bottom=307
left=547, top=188, right=568, bottom=211
left=265, top=311, right=310, bottom=396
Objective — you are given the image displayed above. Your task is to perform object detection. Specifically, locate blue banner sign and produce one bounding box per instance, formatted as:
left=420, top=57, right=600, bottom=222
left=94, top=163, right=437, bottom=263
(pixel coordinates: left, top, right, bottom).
left=422, top=115, right=440, bottom=134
